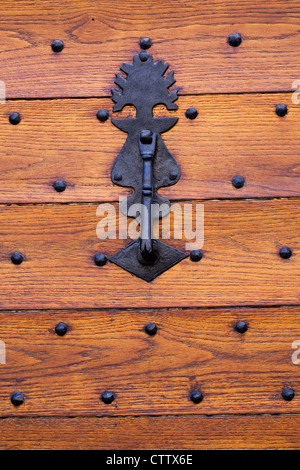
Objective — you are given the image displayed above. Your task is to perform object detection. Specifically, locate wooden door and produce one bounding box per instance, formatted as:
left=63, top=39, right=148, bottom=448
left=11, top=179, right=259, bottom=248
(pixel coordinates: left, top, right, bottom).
left=0, top=0, right=300, bottom=450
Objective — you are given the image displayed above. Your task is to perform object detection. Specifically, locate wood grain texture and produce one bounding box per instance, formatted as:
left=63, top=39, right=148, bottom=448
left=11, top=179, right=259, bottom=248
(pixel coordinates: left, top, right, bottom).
left=0, top=415, right=299, bottom=449
left=0, top=307, right=299, bottom=416
left=1, top=1, right=300, bottom=97
left=0, top=94, right=300, bottom=202
left=0, top=200, right=299, bottom=309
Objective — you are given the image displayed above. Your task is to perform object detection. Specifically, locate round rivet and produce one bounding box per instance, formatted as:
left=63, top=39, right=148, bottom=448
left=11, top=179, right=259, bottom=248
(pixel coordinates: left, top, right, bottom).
left=190, top=250, right=203, bottom=262
left=169, top=171, right=178, bottom=181
left=11, top=392, right=24, bottom=406
left=139, top=51, right=150, bottom=62
left=53, top=180, right=67, bottom=192
left=55, top=322, right=68, bottom=336
left=9, top=112, right=21, bottom=125
left=93, top=253, right=107, bottom=266
left=11, top=252, right=24, bottom=265
left=232, top=175, right=245, bottom=189
left=140, top=130, right=153, bottom=144
left=190, top=390, right=203, bottom=404
left=139, top=37, right=152, bottom=50
left=282, top=387, right=295, bottom=401
left=145, top=323, right=157, bottom=336
left=101, top=390, right=115, bottom=404
left=51, top=39, right=64, bottom=53
left=114, top=172, right=122, bottom=181
left=276, top=104, right=288, bottom=117
left=96, top=109, right=109, bottom=122
left=227, top=33, right=242, bottom=47
left=235, top=321, right=248, bottom=334
left=185, top=107, right=198, bottom=120
left=279, top=246, right=292, bottom=259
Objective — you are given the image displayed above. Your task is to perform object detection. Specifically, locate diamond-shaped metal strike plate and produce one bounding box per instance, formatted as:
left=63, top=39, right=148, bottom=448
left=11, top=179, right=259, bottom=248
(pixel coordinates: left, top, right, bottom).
left=109, top=239, right=187, bottom=282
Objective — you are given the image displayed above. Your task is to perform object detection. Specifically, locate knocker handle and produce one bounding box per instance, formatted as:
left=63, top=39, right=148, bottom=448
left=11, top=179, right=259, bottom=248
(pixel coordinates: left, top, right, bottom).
left=138, top=130, right=157, bottom=264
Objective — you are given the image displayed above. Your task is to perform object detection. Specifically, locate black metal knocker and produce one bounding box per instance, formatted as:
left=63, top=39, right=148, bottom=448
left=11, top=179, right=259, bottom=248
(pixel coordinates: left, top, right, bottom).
left=109, top=47, right=187, bottom=281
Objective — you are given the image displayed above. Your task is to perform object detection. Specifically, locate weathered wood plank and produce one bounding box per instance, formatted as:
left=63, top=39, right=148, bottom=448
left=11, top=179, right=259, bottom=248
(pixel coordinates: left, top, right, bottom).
left=0, top=94, right=299, bottom=202
left=1, top=415, right=299, bottom=449
left=0, top=1, right=300, bottom=97
left=0, top=307, right=299, bottom=416
left=0, top=200, right=299, bottom=309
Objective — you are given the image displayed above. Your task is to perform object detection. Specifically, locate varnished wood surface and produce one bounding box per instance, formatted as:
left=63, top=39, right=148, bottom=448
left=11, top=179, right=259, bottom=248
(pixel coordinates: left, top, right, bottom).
left=0, top=307, right=299, bottom=416
left=1, top=415, right=299, bottom=449
left=0, top=200, right=298, bottom=309
left=0, top=94, right=299, bottom=202
left=0, top=1, right=300, bottom=97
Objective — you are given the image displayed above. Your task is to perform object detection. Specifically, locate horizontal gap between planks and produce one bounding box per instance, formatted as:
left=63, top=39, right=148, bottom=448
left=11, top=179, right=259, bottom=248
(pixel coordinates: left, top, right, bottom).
left=1, top=196, right=300, bottom=207
left=3, top=89, right=296, bottom=102
left=0, top=304, right=300, bottom=313
left=1, top=413, right=300, bottom=420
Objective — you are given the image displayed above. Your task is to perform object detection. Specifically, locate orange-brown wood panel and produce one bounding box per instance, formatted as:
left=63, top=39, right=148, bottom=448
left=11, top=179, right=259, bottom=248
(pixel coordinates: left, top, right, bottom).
left=0, top=308, right=299, bottom=416
left=0, top=200, right=299, bottom=309
left=1, top=415, right=300, bottom=449
left=0, top=1, right=300, bottom=97
left=0, top=94, right=299, bottom=203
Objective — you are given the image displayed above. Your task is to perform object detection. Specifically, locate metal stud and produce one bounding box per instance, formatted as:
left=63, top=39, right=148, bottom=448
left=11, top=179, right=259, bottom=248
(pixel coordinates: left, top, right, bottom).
left=190, top=390, right=203, bottom=404
left=101, top=390, right=115, bottom=404
left=53, top=180, right=67, bottom=192
left=169, top=171, right=178, bottom=181
left=93, top=253, right=107, bottom=266
left=227, top=33, right=242, bottom=47
left=113, top=172, right=122, bottom=181
left=282, top=387, right=295, bottom=401
left=185, top=107, right=198, bottom=120
left=235, top=321, right=248, bottom=334
left=9, top=112, right=21, bottom=125
left=96, top=109, right=109, bottom=122
left=139, top=51, right=150, bottom=62
left=190, top=250, right=203, bottom=262
left=232, top=175, right=245, bottom=189
left=276, top=104, right=288, bottom=117
left=51, top=40, right=64, bottom=53
left=145, top=323, right=157, bottom=336
left=279, top=246, right=292, bottom=259
left=55, top=322, right=68, bottom=336
left=11, top=392, right=24, bottom=406
left=139, top=37, right=152, bottom=50
left=11, top=252, right=24, bottom=265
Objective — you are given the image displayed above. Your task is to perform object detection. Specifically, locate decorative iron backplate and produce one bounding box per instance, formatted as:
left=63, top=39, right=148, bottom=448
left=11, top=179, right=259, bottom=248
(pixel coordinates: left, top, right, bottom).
left=109, top=47, right=187, bottom=281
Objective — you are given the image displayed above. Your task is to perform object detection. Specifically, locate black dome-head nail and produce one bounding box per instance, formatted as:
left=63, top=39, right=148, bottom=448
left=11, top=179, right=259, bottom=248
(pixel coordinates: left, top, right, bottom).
left=279, top=246, right=292, bottom=259
left=11, top=252, right=24, bottom=265
left=185, top=107, right=198, bottom=120
left=93, top=253, right=107, bottom=266
left=145, top=323, right=157, bottom=336
left=53, top=180, right=67, bottom=192
left=55, top=322, right=68, bottom=336
left=139, top=51, right=150, bottom=62
left=276, top=104, right=288, bottom=117
left=11, top=392, right=24, bottom=406
left=282, top=387, right=295, bottom=401
left=190, top=390, right=203, bottom=404
left=113, top=172, right=122, bottom=181
left=101, top=390, right=115, bottom=404
left=140, top=130, right=153, bottom=144
left=139, top=37, right=152, bottom=50
left=190, top=250, right=203, bottom=262
left=9, top=112, right=21, bottom=125
left=232, top=175, right=245, bottom=189
left=227, top=33, right=242, bottom=47
left=96, top=109, right=109, bottom=122
left=169, top=171, right=178, bottom=181
left=51, top=40, right=64, bottom=53
left=235, top=321, right=248, bottom=334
